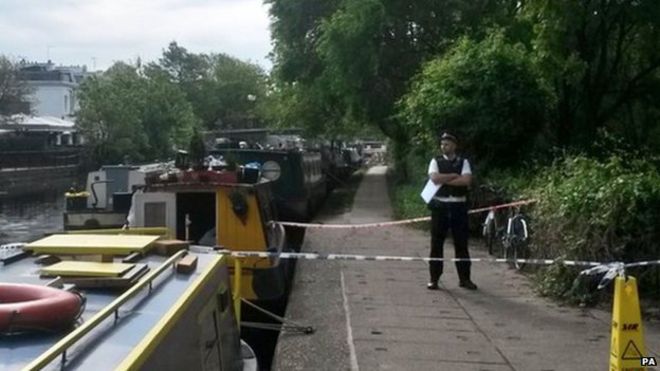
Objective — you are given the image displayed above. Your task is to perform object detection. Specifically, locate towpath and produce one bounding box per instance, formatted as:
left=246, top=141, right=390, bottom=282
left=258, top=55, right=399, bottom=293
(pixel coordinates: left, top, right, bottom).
left=273, top=165, right=660, bottom=370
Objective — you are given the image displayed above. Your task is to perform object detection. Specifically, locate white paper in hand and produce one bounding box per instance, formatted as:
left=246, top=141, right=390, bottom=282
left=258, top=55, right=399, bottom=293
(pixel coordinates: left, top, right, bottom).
left=421, top=179, right=440, bottom=204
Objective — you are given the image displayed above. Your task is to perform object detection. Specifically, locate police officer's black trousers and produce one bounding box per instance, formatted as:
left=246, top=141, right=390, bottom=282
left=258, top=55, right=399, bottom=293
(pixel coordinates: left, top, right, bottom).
left=429, top=202, right=471, bottom=283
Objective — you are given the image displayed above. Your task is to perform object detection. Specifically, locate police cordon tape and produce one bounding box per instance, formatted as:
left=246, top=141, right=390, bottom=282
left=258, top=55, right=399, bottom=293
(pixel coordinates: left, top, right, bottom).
left=215, top=249, right=660, bottom=271
left=214, top=250, right=654, bottom=368
left=271, top=199, right=538, bottom=229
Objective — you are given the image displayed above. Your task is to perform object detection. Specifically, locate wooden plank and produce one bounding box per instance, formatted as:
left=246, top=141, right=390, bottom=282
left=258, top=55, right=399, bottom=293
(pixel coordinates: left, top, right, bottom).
left=176, top=255, right=198, bottom=274
left=41, top=261, right=135, bottom=277
left=25, top=234, right=159, bottom=255
left=59, top=264, right=149, bottom=288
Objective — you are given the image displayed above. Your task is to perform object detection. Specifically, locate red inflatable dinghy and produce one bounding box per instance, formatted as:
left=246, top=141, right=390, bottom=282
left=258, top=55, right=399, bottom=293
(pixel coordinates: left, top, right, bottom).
left=0, top=283, right=84, bottom=333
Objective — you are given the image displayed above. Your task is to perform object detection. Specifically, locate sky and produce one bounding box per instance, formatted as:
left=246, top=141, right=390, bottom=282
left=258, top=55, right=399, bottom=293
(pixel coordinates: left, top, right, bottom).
left=0, top=0, right=273, bottom=71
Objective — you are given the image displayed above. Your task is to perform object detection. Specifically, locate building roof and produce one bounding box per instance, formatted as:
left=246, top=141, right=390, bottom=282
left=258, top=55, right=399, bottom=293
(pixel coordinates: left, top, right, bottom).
left=0, top=114, right=76, bottom=132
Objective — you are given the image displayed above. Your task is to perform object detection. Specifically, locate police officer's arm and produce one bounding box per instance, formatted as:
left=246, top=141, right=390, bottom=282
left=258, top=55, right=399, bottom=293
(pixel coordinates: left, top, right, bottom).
left=428, top=158, right=459, bottom=185
left=444, top=158, right=472, bottom=186
left=445, top=174, right=472, bottom=186
left=430, top=172, right=459, bottom=185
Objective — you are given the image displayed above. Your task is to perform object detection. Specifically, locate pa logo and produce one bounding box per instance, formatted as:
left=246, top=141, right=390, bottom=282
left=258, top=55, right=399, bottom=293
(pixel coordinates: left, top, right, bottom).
left=641, top=356, right=657, bottom=366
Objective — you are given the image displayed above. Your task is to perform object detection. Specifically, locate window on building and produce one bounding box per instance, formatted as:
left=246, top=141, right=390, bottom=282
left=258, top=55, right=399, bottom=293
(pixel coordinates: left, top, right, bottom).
left=64, top=95, right=69, bottom=113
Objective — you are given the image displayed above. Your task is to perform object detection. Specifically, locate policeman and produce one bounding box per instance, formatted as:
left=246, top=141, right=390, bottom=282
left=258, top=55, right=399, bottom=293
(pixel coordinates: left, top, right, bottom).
left=427, top=132, right=477, bottom=290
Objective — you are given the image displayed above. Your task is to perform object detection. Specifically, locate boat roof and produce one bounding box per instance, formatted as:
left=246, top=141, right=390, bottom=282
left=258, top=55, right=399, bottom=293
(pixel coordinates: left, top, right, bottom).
left=145, top=179, right=270, bottom=192
left=0, top=248, right=225, bottom=370
left=24, top=234, right=159, bottom=256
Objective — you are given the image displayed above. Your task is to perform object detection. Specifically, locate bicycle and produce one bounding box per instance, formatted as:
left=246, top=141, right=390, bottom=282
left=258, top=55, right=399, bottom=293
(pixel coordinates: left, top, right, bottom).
left=478, top=184, right=507, bottom=256
left=502, top=207, right=530, bottom=270
left=482, top=203, right=530, bottom=270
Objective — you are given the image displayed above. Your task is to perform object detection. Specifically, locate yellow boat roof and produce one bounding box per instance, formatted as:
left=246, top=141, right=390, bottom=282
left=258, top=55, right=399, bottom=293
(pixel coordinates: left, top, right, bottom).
left=25, top=234, right=160, bottom=255
left=41, top=261, right=135, bottom=277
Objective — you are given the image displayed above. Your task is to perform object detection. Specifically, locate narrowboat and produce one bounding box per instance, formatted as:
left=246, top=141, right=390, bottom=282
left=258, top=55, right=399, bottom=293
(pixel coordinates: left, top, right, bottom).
left=63, top=164, right=170, bottom=230
left=0, top=234, right=257, bottom=371
left=126, top=166, right=291, bottom=305
left=124, top=166, right=293, bottom=369
left=210, top=148, right=325, bottom=222
left=209, top=129, right=327, bottom=222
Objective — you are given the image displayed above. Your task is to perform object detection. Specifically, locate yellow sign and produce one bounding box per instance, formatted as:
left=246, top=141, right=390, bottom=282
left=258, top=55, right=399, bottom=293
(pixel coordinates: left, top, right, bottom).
left=610, top=276, right=647, bottom=371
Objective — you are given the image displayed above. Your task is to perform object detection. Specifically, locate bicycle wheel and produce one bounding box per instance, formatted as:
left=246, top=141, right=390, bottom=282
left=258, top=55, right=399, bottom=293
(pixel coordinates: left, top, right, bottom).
left=512, top=238, right=529, bottom=270
left=503, top=237, right=514, bottom=267
left=509, top=214, right=530, bottom=270
left=483, top=215, right=496, bottom=255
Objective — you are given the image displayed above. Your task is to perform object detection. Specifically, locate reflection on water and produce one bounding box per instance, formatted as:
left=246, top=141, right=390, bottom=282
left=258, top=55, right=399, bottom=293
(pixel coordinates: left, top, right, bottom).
left=0, top=191, right=65, bottom=245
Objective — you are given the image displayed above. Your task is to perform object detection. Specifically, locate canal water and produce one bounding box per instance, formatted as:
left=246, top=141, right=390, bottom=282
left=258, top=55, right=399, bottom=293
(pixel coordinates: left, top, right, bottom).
left=0, top=191, right=65, bottom=245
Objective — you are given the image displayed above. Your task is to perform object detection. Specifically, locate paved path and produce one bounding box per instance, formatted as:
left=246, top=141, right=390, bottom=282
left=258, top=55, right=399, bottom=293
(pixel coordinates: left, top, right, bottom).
left=273, top=166, right=660, bottom=370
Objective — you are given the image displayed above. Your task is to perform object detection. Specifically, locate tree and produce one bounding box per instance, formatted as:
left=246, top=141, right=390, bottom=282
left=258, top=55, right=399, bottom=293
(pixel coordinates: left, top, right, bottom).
left=77, top=61, right=199, bottom=166
left=267, top=0, right=522, bottom=143
left=77, top=62, right=148, bottom=165
left=142, top=67, right=200, bottom=158
left=400, top=33, right=552, bottom=169
left=0, top=56, right=32, bottom=117
left=153, top=42, right=269, bottom=129
left=208, top=53, right=269, bottom=129
left=522, top=0, right=660, bottom=148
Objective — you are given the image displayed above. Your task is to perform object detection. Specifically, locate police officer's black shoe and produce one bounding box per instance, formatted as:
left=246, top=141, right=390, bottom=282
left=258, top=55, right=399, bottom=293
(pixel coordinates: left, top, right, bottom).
left=427, top=281, right=439, bottom=290
left=459, top=280, right=478, bottom=290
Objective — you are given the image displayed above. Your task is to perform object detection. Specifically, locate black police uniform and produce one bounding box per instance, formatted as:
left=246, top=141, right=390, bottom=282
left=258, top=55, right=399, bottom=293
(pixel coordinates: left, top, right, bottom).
left=428, top=155, right=472, bottom=285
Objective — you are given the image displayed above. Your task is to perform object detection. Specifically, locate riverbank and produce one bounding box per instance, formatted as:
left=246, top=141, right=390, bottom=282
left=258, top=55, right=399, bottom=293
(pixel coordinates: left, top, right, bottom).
left=0, top=165, right=80, bottom=198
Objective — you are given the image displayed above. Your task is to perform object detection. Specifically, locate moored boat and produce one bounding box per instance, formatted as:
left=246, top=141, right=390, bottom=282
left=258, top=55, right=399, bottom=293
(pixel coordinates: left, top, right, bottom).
left=209, top=129, right=327, bottom=222
left=63, top=165, right=145, bottom=230
left=0, top=236, right=256, bottom=371
left=210, top=148, right=325, bottom=222
left=126, top=166, right=291, bottom=305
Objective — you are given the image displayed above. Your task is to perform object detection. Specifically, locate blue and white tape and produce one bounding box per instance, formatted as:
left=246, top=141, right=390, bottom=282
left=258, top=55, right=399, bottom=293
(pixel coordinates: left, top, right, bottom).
left=216, top=249, right=604, bottom=266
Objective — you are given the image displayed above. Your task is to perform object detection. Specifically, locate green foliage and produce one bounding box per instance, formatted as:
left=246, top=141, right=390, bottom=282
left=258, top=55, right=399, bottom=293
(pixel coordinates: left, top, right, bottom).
left=77, top=63, right=149, bottom=165
left=400, top=32, right=552, bottom=169
left=522, top=0, right=660, bottom=148
left=388, top=144, right=433, bottom=228
left=390, top=182, right=430, bottom=226
left=154, top=42, right=270, bottom=129
left=268, top=0, right=521, bottom=141
left=0, top=56, right=32, bottom=116
left=76, top=42, right=271, bottom=166
left=210, top=54, right=269, bottom=129
left=188, top=128, right=206, bottom=170
left=521, top=155, right=660, bottom=300
left=77, top=61, right=199, bottom=166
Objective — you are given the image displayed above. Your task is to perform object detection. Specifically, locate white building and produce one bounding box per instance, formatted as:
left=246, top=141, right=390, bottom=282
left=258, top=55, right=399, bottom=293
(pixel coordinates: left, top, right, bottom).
left=19, top=60, right=90, bottom=118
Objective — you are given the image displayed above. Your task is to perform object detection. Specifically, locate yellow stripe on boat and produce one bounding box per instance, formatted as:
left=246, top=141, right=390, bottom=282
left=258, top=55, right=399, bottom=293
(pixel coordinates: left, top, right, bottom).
left=24, top=234, right=159, bottom=255
left=116, top=254, right=224, bottom=371
left=40, top=261, right=135, bottom=277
